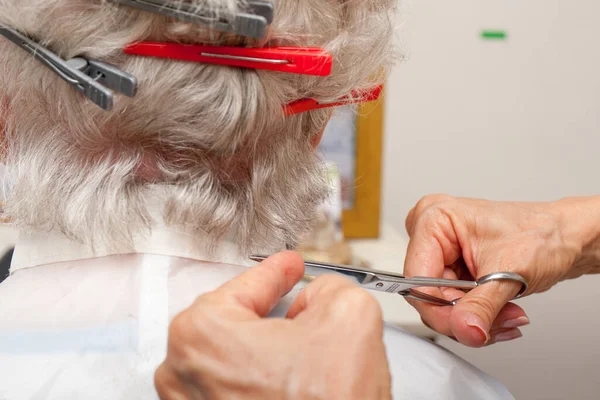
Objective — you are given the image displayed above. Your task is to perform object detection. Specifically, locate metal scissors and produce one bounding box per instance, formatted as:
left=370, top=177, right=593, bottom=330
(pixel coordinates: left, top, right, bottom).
left=250, top=255, right=528, bottom=306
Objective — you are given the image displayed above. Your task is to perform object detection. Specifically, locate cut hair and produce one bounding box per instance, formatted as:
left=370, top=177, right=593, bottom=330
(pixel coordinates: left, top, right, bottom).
left=0, top=0, right=396, bottom=254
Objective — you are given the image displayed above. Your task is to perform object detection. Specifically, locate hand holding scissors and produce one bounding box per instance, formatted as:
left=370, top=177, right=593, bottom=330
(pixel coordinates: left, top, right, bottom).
left=250, top=255, right=528, bottom=307
left=403, top=194, right=600, bottom=347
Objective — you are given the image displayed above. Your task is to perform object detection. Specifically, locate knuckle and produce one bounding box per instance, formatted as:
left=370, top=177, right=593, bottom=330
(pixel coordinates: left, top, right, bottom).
left=154, top=365, right=168, bottom=395
left=168, top=312, right=189, bottom=343
left=409, top=195, right=456, bottom=237
left=526, top=210, right=558, bottom=230
left=464, top=293, right=497, bottom=323
left=414, top=196, right=432, bottom=216
left=416, top=206, right=447, bottom=235
left=193, top=291, right=219, bottom=307
left=405, top=208, right=416, bottom=235
left=167, top=313, right=191, bottom=356
left=339, top=286, right=370, bottom=302
left=313, top=274, right=355, bottom=291
left=154, top=364, right=190, bottom=400
left=414, top=194, right=453, bottom=215
left=166, top=313, right=207, bottom=378
left=167, top=307, right=210, bottom=354
left=335, top=287, right=383, bottom=321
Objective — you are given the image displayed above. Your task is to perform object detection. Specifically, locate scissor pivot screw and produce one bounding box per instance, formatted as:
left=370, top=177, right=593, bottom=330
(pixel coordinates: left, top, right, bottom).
left=376, top=282, right=384, bottom=288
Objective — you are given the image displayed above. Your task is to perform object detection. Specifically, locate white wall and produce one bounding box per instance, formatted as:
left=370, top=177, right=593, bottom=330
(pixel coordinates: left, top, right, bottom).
left=383, top=1, right=600, bottom=398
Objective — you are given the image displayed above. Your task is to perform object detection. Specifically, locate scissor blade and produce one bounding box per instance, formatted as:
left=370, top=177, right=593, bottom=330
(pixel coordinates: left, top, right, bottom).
left=249, top=255, right=376, bottom=286
left=249, top=255, right=479, bottom=295
left=303, top=261, right=374, bottom=286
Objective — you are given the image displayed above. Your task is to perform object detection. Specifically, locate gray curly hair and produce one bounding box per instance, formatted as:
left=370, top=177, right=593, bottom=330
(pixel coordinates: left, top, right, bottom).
left=0, top=0, right=396, bottom=254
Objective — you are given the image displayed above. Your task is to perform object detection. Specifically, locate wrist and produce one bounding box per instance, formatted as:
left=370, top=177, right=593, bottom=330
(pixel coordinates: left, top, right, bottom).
left=552, top=196, right=600, bottom=277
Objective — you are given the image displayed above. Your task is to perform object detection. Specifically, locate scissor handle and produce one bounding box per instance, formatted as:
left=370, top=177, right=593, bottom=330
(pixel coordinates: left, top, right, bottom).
left=400, top=289, right=459, bottom=307
left=477, top=272, right=529, bottom=299
left=401, top=272, right=529, bottom=307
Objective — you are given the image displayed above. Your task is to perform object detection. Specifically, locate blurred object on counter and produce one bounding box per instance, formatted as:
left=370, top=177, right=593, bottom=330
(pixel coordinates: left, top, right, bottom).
left=297, top=163, right=371, bottom=268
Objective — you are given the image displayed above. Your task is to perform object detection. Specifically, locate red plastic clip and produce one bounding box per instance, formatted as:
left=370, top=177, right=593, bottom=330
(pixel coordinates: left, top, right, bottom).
left=284, top=85, right=383, bottom=115
left=123, top=42, right=333, bottom=76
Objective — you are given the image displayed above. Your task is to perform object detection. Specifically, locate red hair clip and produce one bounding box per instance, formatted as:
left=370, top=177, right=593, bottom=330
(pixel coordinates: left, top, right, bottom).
left=124, top=42, right=333, bottom=76
left=284, top=85, right=383, bottom=115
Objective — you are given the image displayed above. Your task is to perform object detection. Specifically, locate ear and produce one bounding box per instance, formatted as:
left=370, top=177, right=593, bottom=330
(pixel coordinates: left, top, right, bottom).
left=311, top=109, right=334, bottom=149
left=311, top=128, right=325, bottom=149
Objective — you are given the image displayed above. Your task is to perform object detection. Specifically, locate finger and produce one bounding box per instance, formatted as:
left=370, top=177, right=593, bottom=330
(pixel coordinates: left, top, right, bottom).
left=403, top=220, right=463, bottom=337
left=408, top=292, right=528, bottom=342
left=449, top=280, right=522, bottom=347
left=419, top=282, right=528, bottom=339
left=287, top=275, right=386, bottom=344
left=405, top=267, right=467, bottom=336
left=406, top=266, right=525, bottom=340
left=406, top=194, right=454, bottom=237
left=286, top=274, right=359, bottom=319
left=488, top=328, right=523, bottom=345
left=404, top=287, right=463, bottom=339
left=405, top=207, right=416, bottom=236
left=448, top=258, right=474, bottom=281
left=490, top=302, right=529, bottom=331
left=154, top=364, right=191, bottom=400
left=209, top=251, right=305, bottom=318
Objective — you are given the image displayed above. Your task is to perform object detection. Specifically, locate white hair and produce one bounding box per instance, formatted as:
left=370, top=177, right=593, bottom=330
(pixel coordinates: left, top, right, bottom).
left=0, top=0, right=396, bottom=254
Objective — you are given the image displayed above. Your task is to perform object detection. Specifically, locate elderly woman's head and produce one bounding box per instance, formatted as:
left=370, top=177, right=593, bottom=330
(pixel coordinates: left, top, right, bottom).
left=0, top=0, right=395, bottom=252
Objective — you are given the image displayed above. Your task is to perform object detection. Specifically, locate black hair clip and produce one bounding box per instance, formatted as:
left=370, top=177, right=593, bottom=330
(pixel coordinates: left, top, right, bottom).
left=0, top=24, right=137, bottom=111
left=107, top=0, right=274, bottom=39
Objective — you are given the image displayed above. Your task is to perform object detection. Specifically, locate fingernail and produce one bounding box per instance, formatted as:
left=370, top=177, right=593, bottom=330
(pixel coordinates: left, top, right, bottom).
left=465, top=314, right=490, bottom=344
left=494, top=329, right=523, bottom=343
left=501, top=316, right=530, bottom=329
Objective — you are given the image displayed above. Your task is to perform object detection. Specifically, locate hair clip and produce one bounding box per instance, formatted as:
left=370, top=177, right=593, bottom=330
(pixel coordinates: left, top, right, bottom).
left=284, top=85, right=384, bottom=115
left=0, top=24, right=137, bottom=111
left=124, top=42, right=332, bottom=76
left=107, top=0, right=273, bottom=39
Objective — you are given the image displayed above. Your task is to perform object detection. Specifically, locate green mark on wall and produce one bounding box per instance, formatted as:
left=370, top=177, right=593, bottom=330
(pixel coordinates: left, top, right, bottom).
left=481, top=30, right=507, bottom=40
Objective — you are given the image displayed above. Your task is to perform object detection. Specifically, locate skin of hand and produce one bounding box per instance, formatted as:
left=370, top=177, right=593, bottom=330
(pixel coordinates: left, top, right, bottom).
left=403, top=194, right=600, bottom=348
left=154, top=251, right=392, bottom=400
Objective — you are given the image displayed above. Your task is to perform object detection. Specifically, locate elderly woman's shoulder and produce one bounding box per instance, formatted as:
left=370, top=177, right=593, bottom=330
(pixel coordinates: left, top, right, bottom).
left=383, top=324, right=515, bottom=400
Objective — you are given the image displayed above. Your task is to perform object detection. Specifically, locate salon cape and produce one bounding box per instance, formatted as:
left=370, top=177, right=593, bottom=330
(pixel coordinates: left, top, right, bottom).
left=0, top=227, right=514, bottom=400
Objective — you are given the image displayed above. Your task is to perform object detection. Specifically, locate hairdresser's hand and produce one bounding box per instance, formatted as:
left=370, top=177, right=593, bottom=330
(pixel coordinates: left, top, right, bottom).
left=155, top=251, right=391, bottom=400
left=404, top=195, right=600, bottom=347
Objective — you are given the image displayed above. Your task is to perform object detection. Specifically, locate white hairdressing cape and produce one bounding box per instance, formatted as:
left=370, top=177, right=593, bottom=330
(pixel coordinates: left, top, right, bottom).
left=0, top=227, right=514, bottom=400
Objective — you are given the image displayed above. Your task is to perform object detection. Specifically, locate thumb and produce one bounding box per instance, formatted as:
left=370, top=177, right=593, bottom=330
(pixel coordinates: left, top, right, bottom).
left=286, top=274, right=360, bottom=319
left=208, top=251, right=305, bottom=318
left=450, top=280, right=523, bottom=347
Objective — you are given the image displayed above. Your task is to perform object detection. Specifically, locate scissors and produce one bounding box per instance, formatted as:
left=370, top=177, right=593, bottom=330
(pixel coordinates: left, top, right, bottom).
left=249, top=255, right=528, bottom=306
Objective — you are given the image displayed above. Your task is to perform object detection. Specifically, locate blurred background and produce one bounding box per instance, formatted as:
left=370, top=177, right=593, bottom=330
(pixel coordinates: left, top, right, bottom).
left=1, top=0, right=599, bottom=399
